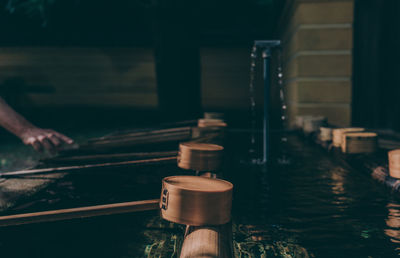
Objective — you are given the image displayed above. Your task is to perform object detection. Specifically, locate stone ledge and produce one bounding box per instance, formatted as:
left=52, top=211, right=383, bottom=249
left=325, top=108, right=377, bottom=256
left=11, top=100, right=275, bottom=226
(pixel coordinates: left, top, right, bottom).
left=0, top=174, right=65, bottom=212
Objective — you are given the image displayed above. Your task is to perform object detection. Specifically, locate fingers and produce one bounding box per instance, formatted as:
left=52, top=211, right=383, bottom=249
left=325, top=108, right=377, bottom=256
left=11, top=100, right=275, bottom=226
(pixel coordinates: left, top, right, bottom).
left=22, top=129, right=74, bottom=153
left=38, top=135, right=56, bottom=154
left=31, top=139, right=43, bottom=152
left=52, top=131, right=74, bottom=145
left=48, top=133, right=61, bottom=147
left=25, top=137, right=43, bottom=152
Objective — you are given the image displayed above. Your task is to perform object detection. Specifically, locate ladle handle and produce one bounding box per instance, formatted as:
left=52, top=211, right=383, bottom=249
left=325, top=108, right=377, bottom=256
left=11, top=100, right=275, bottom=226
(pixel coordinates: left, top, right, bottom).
left=0, top=199, right=159, bottom=227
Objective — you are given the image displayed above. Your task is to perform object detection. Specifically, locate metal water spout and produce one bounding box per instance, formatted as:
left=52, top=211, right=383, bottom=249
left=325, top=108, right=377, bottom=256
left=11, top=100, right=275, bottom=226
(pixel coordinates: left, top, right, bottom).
left=254, top=40, right=281, bottom=164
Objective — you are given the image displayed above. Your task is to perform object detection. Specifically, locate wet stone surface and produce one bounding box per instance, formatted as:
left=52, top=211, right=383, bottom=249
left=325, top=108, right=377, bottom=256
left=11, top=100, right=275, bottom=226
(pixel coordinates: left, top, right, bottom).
left=1, top=131, right=400, bottom=257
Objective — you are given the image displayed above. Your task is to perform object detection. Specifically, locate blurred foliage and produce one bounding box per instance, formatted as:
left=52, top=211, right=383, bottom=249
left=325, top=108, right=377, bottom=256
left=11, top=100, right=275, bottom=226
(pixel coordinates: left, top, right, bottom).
left=6, top=0, right=60, bottom=26
left=2, top=0, right=282, bottom=46
left=4, top=0, right=276, bottom=18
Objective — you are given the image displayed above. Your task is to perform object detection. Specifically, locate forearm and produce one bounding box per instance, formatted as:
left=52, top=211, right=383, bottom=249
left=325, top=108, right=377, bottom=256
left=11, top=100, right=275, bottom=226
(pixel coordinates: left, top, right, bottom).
left=0, top=97, right=73, bottom=152
left=0, top=97, right=37, bottom=138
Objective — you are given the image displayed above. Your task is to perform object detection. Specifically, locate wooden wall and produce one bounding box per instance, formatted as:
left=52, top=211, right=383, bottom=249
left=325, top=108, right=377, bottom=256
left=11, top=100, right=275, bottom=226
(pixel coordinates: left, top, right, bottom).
left=280, top=0, right=354, bottom=127
left=0, top=47, right=258, bottom=111
left=0, top=2, right=356, bottom=127
left=0, top=48, right=158, bottom=108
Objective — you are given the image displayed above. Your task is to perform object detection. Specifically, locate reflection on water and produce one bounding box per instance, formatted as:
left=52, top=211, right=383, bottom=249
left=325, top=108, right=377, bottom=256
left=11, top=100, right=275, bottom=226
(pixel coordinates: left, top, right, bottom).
left=4, top=132, right=400, bottom=257
left=330, top=169, right=346, bottom=195
left=385, top=202, right=400, bottom=252
left=230, top=133, right=400, bottom=257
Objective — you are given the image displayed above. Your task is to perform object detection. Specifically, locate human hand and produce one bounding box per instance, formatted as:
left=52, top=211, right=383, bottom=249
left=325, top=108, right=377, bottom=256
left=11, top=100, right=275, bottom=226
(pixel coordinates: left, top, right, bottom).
left=20, top=127, right=74, bottom=153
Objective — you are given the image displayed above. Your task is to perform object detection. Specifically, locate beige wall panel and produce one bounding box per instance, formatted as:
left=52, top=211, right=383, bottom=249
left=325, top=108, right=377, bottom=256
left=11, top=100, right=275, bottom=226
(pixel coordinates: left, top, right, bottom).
left=297, top=53, right=352, bottom=77
left=281, top=0, right=354, bottom=127
left=286, top=80, right=351, bottom=103
left=284, top=26, right=352, bottom=58
left=284, top=1, right=354, bottom=35
left=295, top=2, right=354, bottom=24
left=285, top=53, right=352, bottom=79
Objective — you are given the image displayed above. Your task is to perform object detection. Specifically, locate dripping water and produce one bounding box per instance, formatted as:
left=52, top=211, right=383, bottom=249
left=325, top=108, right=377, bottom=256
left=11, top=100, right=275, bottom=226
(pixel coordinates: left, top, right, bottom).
left=276, top=48, right=291, bottom=165
left=248, top=44, right=258, bottom=163
left=247, top=45, right=290, bottom=165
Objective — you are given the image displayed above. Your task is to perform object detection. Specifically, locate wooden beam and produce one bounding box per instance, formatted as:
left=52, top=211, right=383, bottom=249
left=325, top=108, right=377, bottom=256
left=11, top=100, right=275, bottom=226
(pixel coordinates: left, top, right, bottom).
left=42, top=151, right=178, bottom=164
left=79, top=127, right=193, bottom=150
left=0, top=199, right=159, bottom=227
left=88, top=127, right=192, bottom=142
left=87, top=132, right=191, bottom=148
left=0, top=156, right=177, bottom=177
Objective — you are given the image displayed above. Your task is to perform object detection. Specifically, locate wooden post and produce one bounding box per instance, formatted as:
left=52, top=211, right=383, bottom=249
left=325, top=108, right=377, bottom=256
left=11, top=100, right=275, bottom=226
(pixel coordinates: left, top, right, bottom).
left=341, top=132, right=378, bottom=153
left=332, top=128, right=365, bottom=147
left=180, top=223, right=233, bottom=258
left=179, top=172, right=233, bottom=258
left=389, top=149, right=400, bottom=179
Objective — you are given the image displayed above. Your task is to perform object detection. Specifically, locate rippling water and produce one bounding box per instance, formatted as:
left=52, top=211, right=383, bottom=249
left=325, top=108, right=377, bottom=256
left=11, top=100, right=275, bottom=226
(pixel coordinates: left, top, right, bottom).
left=1, top=132, right=400, bottom=257
left=229, top=133, right=400, bottom=257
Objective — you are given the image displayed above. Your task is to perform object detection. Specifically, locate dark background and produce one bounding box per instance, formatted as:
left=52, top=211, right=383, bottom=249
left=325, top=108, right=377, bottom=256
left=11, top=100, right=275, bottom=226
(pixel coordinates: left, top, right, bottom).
left=1, top=0, right=399, bottom=132
left=0, top=0, right=285, bottom=131
left=0, top=0, right=283, bottom=47
left=352, top=0, right=400, bottom=131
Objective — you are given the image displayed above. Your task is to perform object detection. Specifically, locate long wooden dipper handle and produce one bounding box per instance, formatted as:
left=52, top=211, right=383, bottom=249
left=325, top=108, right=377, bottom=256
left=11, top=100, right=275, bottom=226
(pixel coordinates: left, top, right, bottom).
left=0, top=156, right=177, bottom=177
left=0, top=199, right=160, bottom=227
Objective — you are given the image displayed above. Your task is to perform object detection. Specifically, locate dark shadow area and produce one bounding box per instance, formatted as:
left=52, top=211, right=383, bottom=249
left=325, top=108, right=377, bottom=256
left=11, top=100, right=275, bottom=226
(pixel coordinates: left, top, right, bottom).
left=352, top=0, right=400, bottom=131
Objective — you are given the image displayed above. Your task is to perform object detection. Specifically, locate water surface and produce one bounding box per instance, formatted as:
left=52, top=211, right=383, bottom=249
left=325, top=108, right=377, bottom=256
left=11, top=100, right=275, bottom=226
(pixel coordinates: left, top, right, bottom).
left=1, top=132, right=400, bottom=257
